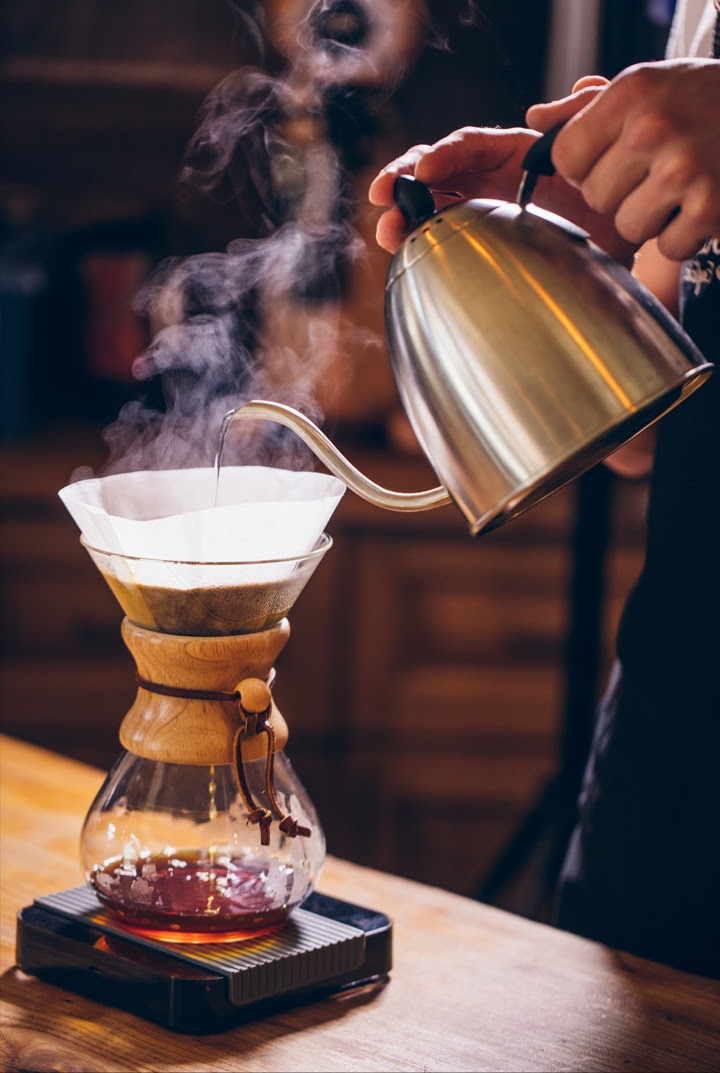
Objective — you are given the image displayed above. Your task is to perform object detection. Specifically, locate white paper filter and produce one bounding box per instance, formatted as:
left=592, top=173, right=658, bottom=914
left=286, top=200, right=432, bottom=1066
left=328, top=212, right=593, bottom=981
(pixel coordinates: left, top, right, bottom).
left=59, top=466, right=345, bottom=585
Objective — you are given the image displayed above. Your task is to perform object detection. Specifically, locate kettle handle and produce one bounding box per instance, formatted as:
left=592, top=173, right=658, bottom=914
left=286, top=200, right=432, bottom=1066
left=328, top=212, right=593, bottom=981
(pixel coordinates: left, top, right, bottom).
left=517, top=125, right=562, bottom=207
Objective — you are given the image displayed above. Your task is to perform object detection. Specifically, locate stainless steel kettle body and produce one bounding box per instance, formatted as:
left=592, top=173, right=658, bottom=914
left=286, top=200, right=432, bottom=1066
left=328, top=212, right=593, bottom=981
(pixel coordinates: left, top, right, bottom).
left=384, top=193, right=712, bottom=533
left=226, top=144, right=713, bottom=537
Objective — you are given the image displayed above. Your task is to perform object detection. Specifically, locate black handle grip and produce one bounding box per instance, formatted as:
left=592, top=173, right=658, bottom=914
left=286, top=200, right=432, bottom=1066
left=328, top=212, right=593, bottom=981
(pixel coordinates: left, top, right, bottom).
left=393, top=175, right=437, bottom=226
left=520, top=125, right=563, bottom=177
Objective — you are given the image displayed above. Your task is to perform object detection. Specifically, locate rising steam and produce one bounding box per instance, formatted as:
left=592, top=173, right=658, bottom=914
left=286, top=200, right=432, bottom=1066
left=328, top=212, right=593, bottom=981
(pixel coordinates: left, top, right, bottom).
left=94, top=1, right=476, bottom=477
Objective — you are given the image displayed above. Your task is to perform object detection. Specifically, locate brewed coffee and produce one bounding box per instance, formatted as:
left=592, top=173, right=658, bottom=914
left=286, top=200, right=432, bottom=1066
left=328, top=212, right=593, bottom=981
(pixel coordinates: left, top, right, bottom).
left=102, top=575, right=303, bottom=635
left=90, top=849, right=292, bottom=941
left=83, top=532, right=332, bottom=635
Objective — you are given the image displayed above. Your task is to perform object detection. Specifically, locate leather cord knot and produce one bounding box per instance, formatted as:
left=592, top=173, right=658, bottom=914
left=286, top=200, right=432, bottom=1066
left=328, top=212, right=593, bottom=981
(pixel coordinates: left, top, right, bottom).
left=246, top=806, right=273, bottom=845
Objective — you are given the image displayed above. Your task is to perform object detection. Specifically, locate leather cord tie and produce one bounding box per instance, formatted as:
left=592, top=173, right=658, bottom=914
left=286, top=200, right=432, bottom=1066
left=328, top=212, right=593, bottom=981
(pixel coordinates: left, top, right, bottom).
left=135, top=674, right=241, bottom=703
left=135, top=673, right=310, bottom=846
left=231, top=679, right=311, bottom=847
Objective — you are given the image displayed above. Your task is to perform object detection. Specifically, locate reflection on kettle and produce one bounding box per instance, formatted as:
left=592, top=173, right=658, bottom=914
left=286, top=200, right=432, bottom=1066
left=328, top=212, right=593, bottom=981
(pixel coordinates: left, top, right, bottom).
left=221, top=154, right=713, bottom=537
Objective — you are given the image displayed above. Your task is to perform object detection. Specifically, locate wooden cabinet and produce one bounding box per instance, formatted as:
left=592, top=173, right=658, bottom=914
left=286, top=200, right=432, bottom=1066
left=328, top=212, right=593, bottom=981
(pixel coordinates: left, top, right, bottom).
left=0, top=430, right=648, bottom=906
left=0, top=431, right=135, bottom=769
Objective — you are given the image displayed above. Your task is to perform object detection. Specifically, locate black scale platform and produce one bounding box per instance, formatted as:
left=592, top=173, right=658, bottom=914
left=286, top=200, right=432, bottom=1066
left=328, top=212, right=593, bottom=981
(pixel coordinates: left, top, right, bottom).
left=16, top=885, right=392, bottom=1033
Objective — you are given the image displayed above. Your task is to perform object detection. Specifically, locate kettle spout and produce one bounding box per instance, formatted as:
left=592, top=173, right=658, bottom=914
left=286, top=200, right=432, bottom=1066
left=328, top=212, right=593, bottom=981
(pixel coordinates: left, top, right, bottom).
left=221, top=401, right=451, bottom=513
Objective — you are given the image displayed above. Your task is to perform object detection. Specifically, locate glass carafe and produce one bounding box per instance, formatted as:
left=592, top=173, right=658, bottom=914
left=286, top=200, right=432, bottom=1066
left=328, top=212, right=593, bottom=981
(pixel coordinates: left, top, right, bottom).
left=79, top=538, right=330, bottom=943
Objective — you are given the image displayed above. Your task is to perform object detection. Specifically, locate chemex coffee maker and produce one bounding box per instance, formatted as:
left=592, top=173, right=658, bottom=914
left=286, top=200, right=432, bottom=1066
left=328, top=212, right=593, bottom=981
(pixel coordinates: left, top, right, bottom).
left=16, top=465, right=392, bottom=1033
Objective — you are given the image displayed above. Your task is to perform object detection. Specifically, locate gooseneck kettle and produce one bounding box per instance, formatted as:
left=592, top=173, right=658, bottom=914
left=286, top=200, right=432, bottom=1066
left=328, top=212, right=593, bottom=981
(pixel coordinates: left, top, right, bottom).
left=227, top=132, right=713, bottom=535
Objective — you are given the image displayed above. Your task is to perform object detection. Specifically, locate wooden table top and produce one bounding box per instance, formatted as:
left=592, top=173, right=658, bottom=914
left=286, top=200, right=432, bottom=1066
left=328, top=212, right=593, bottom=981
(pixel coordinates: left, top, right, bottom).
left=1, top=734, right=719, bottom=1072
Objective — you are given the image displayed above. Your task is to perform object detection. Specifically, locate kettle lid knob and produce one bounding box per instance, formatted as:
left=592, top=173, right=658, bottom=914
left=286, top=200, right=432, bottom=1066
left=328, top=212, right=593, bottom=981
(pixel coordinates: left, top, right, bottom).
left=393, top=175, right=437, bottom=226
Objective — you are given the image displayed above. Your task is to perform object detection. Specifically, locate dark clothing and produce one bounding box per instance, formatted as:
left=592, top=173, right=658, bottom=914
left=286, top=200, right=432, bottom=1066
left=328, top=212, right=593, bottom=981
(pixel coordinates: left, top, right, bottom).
left=556, top=239, right=720, bottom=978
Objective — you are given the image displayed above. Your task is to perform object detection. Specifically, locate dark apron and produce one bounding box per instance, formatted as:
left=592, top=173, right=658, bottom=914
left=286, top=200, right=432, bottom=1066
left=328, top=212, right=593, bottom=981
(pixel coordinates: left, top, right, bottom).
left=555, top=17, right=720, bottom=978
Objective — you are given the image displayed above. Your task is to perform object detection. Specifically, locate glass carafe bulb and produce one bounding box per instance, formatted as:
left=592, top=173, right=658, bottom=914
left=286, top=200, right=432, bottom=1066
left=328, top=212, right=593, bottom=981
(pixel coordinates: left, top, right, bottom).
left=81, top=749, right=325, bottom=942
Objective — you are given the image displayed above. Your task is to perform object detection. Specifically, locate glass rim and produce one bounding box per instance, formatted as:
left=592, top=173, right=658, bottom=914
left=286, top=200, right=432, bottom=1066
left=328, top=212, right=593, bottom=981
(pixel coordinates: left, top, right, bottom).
left=80, top=531, right=333, bottom=568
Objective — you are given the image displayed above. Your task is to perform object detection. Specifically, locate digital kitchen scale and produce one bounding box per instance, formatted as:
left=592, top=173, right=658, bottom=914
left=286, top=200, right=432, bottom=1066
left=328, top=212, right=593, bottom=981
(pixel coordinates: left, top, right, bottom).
left=16, top=886, right=392, bottom=1034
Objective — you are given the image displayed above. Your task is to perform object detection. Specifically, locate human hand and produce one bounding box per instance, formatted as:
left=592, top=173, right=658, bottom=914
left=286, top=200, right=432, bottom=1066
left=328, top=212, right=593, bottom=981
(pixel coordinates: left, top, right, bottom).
left=528, top=59, right=720, bottom=261
left=369, top=125, right=553, bottom=253
left=368, top=123, right=637, bottom=264
left=368, top=127, right=536, bottom=252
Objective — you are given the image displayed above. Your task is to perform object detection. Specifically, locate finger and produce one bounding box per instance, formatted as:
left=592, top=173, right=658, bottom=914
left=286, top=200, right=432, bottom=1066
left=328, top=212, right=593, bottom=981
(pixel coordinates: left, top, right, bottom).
left=526, top=85, right=606, bottom=134
left=657, top=212, right=710, bottom=262
left=415, top=126, right=528, bottom=189
left=369, top=136, right=475, bottom=206
left=576, top=143, right=651, bottom=217
left=413, top=130, right=485, bottom=185
left=570, top=103, right=691, bottom=215
left=571, top=75, right=610, bottom=93
left=669, top=178, right=720, bottom=257
left=611, top=178, right=681, bottom=249
left=551, top=95, right=625, bottom=187
left=368, top=144, right=432, bottom=205
left=619, top=175, right=715, bottom=261
left=375, top=205, right=412, bottom=254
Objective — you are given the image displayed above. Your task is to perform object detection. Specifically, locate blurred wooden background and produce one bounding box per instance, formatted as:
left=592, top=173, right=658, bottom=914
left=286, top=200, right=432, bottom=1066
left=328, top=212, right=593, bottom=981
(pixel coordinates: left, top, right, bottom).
left=1, top=0, right=664, bottom=916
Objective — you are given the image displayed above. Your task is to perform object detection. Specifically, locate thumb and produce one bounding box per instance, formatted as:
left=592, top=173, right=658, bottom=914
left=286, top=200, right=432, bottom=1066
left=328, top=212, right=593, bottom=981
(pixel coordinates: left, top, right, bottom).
left=526, top=79, right=609, bottom=132
left=571, top=75, right=610, bottom=93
